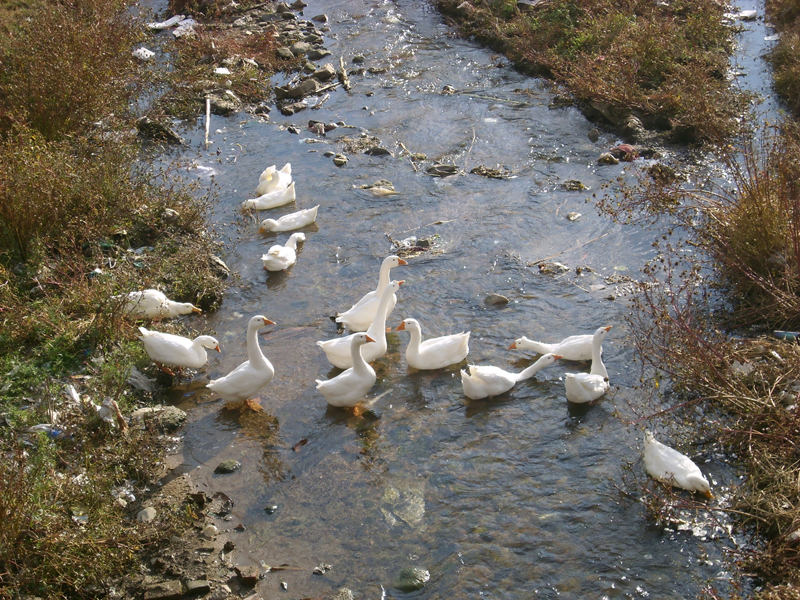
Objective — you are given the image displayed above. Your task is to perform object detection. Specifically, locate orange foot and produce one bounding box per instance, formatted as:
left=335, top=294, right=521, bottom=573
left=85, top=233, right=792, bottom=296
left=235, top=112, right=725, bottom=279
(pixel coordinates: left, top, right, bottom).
left=155, top=362, right=175, bottom=376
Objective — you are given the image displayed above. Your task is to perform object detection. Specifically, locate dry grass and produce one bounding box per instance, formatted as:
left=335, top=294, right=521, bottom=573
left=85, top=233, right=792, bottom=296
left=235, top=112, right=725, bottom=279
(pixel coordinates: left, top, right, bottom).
left=436, top=0, right=749, bottom=143
left=766, top=0, right=800, bottom=116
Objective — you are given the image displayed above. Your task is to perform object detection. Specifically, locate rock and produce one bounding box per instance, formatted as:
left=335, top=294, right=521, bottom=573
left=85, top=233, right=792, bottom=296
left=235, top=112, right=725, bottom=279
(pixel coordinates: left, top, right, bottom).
left=289, top=41, right=311, bottom=55
left=201, top=524, right=218, bottom=539
left=311, top=63, right=336, bottom=81
left=210, top=254, right=231, bottom=276
left=352, top=54, right=366, bottom=64
left=621, top=114, right=645, bottom=141
left=286, top=78, right=320, bottom=99
left=587, top=128, right=599, bottom=142
left=323, top=150, right=335, bottom=157
left=647, top=162, right=679, bottom=184
left=287, top=125, right=300, bottom=134
left=311, top=14, right=328, bottom=22
left=280, top=101, right=307, bottom=115
left=136, top=116, right=184, bottom=144
left=331, top=588, right=354, bottom=600
left=333, top=154, right=348, bottom=166
left=280, top=11, right=297, bottom=20
left=426, top=163, right=458, bottom=177
left=470, top=165, right=507, bottom=178
left=560, top=179, right=587, bottom=191
left=610, top=143, right=638, bottom=161
left=394, top=567, right=431, bottom=592
left=126, top=367, right=157, bottom=392
left=137, top=507, right=157, bottom=523
left=454, top=1, right=476, bottom=16
left=214, top=460, right=241, bottom=474
left=209, top=97, right=239, bottom=116
left=597, top=152, right=619, bottom=165
left=787, top=530, right=800, bottom=544
left=209, top=585, right=231, bottom=600
left=441, top=84, right=456, bottom=94
left=235, top=565, right=260, bottom=586
left=566, top=212, right=581, bottom=221
left=276, top=47, right=294, bottom=59
left=185, top=580, right=211, bottom=596
left=484, top=293, right=509, bottom=307
left=380, top=483, right=425, bottom=527
left=130, top=406, right=186, bottom=432
left=290, top=0, right=307, bottom=8
left=143, top=580, right=182, bottom=600
left=308, top=48, right=332, bottom=60
left=364, top=146, right=392, bottom=156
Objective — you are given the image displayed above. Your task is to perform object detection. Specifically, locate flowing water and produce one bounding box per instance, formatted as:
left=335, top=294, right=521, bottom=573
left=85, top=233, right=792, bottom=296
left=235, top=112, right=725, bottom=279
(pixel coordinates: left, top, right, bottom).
left=154, top=1, right=780, bottom=597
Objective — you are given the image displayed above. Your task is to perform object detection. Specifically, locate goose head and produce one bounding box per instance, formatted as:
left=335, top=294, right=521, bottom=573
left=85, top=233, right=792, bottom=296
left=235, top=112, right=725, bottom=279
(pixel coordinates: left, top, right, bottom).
left=196, top=335, right=221, bottom=352
left=258, top=219, right=279, bottom=233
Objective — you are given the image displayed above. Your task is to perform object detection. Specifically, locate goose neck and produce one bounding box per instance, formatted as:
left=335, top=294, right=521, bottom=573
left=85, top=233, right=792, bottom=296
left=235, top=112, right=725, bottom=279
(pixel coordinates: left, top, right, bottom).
left=590, top=337, right=607, bottom=378
left=246, top=322, right=268, bottom=368
left=366, top=287, right=395, bottom=337
left=351, top=341, right=371, bottom=376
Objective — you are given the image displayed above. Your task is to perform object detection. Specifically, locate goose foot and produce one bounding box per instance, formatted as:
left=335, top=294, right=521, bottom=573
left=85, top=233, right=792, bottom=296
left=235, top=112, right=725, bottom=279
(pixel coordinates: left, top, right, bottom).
left=155, top=362, right=176, bottom=377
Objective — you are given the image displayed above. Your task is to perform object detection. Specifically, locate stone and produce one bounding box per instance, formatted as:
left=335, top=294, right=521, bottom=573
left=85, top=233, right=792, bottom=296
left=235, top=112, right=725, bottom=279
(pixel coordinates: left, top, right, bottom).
left=289, top=41, right=311, bottom=55
left=484, top=293, right=509, bottom=307
left=308, top=48, right=332, bottom=60
left=137, top=507, right=157, bottom=523
left=286, top=78, right=320, bottom=99
left=621, top=114, right=645, bottom=141
left=394, top=567, right=430, bottom=592
left=136, top=116, right=184, bottom=145
left=201, top=524, right=218, bottom=539
left=597, top=152, right=619, bottom=165
left=235, top=565, right=260, bottom=587
left=311, top=63, right=336, bottom=81
left=208, top=585, right=231, bottom=600
left=276, top=47, right=294, bottom=59
left=130, top=406, right=186, bottom=433
left=333, top=154, right=348, bottom=166
left=587, top=128, right=599, bottom=142
left=143, top=580, right=182, bottom=600
left=332, top=588, right=354, bottom=600
left=214, top=460, right=241, bottom=474
left=280, top=101, right=307, bottom=115
left=364, top=146, right=392, bottom=156
left=185, top=580, right=211, bottom=596
left=311, top=14, right=328, bottom=22
left=210, top=98, right=239, bottom=116
left=352, top=55, right=365, bottom=64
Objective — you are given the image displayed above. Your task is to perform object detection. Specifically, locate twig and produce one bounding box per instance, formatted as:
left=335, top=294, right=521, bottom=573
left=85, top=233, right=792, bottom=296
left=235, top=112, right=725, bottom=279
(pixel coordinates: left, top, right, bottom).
left=338, top=56, right=351, bottom=91
left=528, top=232, right=611, bottom=266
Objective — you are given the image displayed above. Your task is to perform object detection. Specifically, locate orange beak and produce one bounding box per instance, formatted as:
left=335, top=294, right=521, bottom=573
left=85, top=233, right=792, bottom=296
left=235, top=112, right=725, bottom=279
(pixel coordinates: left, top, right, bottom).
left=552, top=354, right=563, bottom=360
left=192, top=306, right=203, bottom=314
left=365, top=334, right=376, bottom=343
left=215, top=344, right=221, bottom=353
left=398, top=258, right=408, bottom=265
left=263, top=318, right=276, bottom=325
left=395, top=322, right=406, bottom=331
left=397, top=280, right=405, bottom=286
left=508, top=341, right=517, bottom=350
left=604, top=325, right=612, bottom=331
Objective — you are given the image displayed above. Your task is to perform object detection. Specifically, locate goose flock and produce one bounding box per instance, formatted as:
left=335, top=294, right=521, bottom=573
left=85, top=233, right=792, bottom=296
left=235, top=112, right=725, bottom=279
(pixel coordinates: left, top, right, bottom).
left=115, top=162, right=713, bottom=500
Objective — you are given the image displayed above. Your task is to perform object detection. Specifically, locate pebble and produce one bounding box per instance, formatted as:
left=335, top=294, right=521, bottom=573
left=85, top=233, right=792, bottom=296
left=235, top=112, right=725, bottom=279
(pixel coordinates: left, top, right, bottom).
left=597, top=152, right=619, bottom=165
left=214, top=460, right=242, bottom=474
left=333, top=154, right=348, bottom=166
left=202, top=524, right=219, bottom=539
left=484, top=293, right=509, bottom=306
left=136, top=507, right=157, bottom=523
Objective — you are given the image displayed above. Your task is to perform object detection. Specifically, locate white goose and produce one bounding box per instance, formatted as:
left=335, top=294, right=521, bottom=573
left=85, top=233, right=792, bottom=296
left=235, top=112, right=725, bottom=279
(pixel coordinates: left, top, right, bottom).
left=242, top=181, right=296, bottom=210
left=643, top=431, right=713, bottom=499
left=318, top=281, right=403, bottom=369
left=139, top=327, right=220, bottom=375
left=258, top=205, right=319, bottom=233
left=255, top=163, right=292, bottom=196
left=261, top=232, right=305, bottom=271
left=114, top=289, right=201, bottom=319
left=206, top=315, right=276, bottom=402
left=336, top=255, right=408, bottom=332
left=509, top=332, right=600, bottom=362
left=395, top=318, right=470, bottom=370
left=316, top=333, right=377, bottom=408
left=461, top=353, right=561, bottom=400
left=564, top=326, right=612, bottom=403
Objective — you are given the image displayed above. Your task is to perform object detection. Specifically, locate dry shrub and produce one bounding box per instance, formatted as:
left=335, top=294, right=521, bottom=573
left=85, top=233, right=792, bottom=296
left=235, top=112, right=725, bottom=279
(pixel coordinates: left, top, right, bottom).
left=767, top=0, right=800, bottom=117
left=0, top=0, right=143, bottom=140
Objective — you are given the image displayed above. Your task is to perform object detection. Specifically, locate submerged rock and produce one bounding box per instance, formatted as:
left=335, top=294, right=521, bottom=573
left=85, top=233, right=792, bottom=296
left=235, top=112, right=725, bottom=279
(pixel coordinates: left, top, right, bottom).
left=394, top=566, right=431, bottom=592
left=484, top=293, right=509, bottom=306
left=214, top=460, right=242, bottom=474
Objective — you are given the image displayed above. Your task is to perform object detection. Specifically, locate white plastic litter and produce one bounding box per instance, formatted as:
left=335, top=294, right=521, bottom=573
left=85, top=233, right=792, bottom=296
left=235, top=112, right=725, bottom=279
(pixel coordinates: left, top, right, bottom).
left=214, top=67, right=232, bottom=75
left=132, top=47, right=155, bottom=61
left=147, top=14, right=186, bottom=29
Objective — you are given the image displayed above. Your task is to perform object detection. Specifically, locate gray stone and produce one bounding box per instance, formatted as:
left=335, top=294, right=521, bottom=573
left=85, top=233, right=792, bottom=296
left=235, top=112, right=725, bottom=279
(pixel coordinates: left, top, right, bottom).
left=136, top=116, right=184, bottom=145
left=308, top=48, right=332, bottom=60
left=597, top=152, right=619, bottom=165
left=587, top=128, right=600, bottom=142
left=289, top=41, right=311, bottom=55
left=394, top=567, right=430, bottom=592
left=352, top=55, right=366, bottom=64
left=311, top=63, right=336, bottom=81
left=185, top=580, right=211, bottom=595
left=333, top=154, right=348, bottom=166
left=311, top=13, right=328, bottom=22
left=332, top=588, right=354, bottom=600
left=364, top=146, right=392, bottom=156
left=276, top=47, right=294, bottom=59
left=286, top=78, right=320, bottom=99
left=214, top=460, right=241, bottom=474
left=484, top=293, right=509, bottom=307
left=279, top=101, right=307, bottom=115
left=136, top=507, right=157, bottom=523
left=210, top=98, right=239, bottom=116
left=143, top=580, right=182, bottom=600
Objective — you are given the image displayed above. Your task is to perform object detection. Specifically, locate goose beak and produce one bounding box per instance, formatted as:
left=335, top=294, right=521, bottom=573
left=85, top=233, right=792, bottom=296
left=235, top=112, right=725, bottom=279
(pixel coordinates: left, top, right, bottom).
left=263, top=318, right=276, bottom=325
left=552, top=354, right=563, bottom=360
left=398, top=258, right=408, bottom=265
left=397, top=280, right=405, bottom=286
left=604, top=325, right=612, bottom=331
left=192, top=306, right=203, bottom=314
left=703, top=490, right=714, bottom=500
left=365, top=334, right=376, bottom=343
left=508, top=341, right=517, bottom=350
left=215, top=344, right=221, bottom=353
left=395, top=322, right=406, bottom=331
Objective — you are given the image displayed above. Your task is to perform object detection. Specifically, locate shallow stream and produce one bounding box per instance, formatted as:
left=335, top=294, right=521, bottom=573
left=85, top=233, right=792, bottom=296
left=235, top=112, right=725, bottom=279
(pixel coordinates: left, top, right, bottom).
left=157, top=1, right=780, bottom=597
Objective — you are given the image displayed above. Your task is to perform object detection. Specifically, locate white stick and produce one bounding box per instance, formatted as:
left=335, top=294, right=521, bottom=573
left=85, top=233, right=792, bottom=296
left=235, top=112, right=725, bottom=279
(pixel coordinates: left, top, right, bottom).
left=205, top=97, right=211, bottom=149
